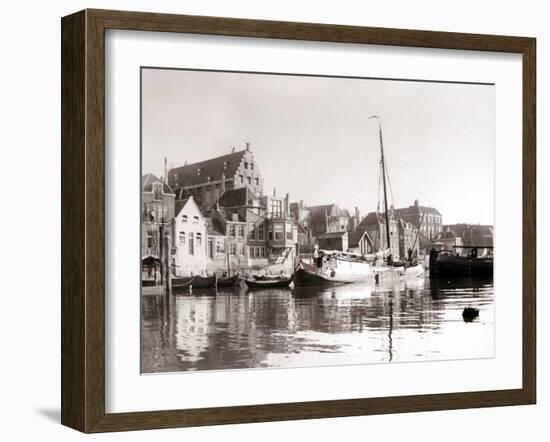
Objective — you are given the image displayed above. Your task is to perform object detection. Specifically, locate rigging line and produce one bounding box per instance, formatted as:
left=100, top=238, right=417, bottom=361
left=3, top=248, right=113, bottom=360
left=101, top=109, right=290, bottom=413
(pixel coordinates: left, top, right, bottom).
left=384, top=156, right=396, bottom=207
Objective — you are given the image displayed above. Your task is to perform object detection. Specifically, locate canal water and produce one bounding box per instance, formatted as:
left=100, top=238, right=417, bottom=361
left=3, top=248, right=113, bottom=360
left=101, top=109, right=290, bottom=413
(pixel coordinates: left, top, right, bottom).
left=141, top=277, right=494, bottom=373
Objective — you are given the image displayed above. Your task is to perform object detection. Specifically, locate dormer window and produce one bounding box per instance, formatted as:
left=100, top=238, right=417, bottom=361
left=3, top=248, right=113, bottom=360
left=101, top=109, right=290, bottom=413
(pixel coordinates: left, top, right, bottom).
left=193, top=216, right=199, bottom=224
left=182, top=215, right=188, bottom=223
left=223, top=161, right=227, bottom=170
left=197, top=168, right=202, bottom=176
left=244, top=162, right=249, bottom=169
left=251, top=163, right=254, bottom=170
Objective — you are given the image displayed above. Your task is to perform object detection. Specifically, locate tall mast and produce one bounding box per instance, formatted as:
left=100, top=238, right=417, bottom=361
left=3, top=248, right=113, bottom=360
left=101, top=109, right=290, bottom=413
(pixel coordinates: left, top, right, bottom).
left=378, top=122, right=392, bottom=255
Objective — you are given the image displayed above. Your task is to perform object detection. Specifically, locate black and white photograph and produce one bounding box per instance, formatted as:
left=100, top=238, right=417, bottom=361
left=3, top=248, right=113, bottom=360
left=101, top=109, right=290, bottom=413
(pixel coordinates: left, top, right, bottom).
left=140, top=67, right=495, bottom=374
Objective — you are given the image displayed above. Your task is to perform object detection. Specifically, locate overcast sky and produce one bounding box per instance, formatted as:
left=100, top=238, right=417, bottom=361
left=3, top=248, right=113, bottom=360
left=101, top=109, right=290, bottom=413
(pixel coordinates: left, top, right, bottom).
left=142, top=68, right=494, bottom=225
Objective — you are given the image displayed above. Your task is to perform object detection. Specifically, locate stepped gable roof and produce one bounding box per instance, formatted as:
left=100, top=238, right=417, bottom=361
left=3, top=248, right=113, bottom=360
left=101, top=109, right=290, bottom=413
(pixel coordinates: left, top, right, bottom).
left=167, top=150, right=247, bottom=188
left=141, top=173, right=174, bottom=194
left=348, top=230, right=373, bottom=248
left=218, top=187, right=248, bottom=207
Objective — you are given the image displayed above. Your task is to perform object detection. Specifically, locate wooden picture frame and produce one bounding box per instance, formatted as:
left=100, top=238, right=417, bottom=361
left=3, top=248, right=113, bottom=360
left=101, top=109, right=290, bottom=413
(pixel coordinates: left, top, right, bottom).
left=61, top=9, right=536, bottom=433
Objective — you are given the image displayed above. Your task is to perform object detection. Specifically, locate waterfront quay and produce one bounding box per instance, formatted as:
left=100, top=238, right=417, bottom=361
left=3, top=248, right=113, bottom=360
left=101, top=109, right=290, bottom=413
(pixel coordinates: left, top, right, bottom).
left=141, top=143, right=494, bottom=289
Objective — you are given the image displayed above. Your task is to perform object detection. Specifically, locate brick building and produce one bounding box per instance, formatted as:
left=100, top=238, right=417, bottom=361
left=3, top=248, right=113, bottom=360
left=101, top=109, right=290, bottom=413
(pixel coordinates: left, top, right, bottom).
left=167, top=143, right=263, bottom=209
left=394, top=199, right=442, bottom=240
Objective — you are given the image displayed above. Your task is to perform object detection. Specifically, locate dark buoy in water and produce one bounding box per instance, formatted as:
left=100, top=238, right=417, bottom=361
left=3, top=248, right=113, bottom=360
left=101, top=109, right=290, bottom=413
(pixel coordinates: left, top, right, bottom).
left=462, top=307, right=479, bottom=322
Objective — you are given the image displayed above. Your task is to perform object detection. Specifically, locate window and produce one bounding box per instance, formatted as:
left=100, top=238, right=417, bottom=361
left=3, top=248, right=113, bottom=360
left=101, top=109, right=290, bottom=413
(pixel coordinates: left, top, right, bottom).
left=182, top=215, right=188, bottom=223
left=249, top=224, right=255, bottom=240
left=147, top=232, right=154, bottom=249
left=193, top=216, right=199, bottom=224
left=271, top=200, right=282, bottom=217
left=249, top=246, right=255, bottom=258
left=268, top=227, right=273, bottom=241
left=251, top=163, right=254, bottom=170
left=238, top=225, right=245, bottom=238
left=274, top=223, right=284, bottom=241
left=255, top=178, right=259, bottom=186
left=179, top=232, right=186, bottom=246
left=247, top=176, right=251, bottom=184
left=259, top=247, right=265, bottom=258
left=258, top=224, right=265, bottom=240
left=188, top=232, right=194, bottom=255
left=230, top=243, right=236, bottom=255
left=208, top=239, right=214, bottom=258
left=239, top=175, right=244, bottom=183
left=239, top=243, right=245, bottom=256
left=152, top=182, right=163, bottom=201
left=216, top=240, right=224, bottom=254
left=196, top=232, right=202, bottom=246
left=244, top=162, right=248, bottom=169
left=197, top=168, right=201, bottom=176
left=229, top=224, right=235, bottom=237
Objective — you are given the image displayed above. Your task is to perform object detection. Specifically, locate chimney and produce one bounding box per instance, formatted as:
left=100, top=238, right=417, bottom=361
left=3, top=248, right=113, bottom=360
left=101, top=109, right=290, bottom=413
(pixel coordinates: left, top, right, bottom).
left=163, top=157, right=167, bottom=182
left=273, top=187, right=276, bottom=197
left=285, top=193, right=290, bottom=214
left=300, top=200, right=304, bottom=209
left=246, top=142, right=250, bottom=151
left=355, top=206, right=360, bottom=221
left=220, top=172, right=226, bottom=194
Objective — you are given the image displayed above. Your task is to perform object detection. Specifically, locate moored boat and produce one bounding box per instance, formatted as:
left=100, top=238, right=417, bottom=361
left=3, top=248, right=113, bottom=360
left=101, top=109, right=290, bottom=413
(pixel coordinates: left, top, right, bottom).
left=244, top=277, right=293, bottom=289
left=294, top=251, right=375, bottom=287
left=217, top=274, right=240, bottom=287
left=429, top=246, right=493, bottom=279
left=172, top=274, right=217, bottom=290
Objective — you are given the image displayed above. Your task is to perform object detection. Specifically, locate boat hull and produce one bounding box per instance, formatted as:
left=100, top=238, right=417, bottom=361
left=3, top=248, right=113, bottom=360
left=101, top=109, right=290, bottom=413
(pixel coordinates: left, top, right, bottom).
left=172, top=275, right=217, bottom=290
left=294, top=260, right=374, bottom=287
left=244, top=278, right=293, bottom=289
left=430, top=254, right=493, bottom=279
left=217, top=275, right=240, bottom=287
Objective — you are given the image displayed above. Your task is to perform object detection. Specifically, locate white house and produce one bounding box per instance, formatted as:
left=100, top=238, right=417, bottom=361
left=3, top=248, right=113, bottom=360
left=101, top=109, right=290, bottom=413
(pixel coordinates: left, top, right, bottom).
left=172, top=196, right=208, bottom=276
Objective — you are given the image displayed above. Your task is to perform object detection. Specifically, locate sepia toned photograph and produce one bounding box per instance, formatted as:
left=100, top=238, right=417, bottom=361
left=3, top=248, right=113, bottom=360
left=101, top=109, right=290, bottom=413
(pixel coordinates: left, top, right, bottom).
left=140, top=67, right=494, bottom=374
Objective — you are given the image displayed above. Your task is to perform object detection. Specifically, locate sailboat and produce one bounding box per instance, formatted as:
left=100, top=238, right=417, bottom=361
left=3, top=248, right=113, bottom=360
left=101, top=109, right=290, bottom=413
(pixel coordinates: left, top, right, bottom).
left=367, top=116, right=424, bottom=282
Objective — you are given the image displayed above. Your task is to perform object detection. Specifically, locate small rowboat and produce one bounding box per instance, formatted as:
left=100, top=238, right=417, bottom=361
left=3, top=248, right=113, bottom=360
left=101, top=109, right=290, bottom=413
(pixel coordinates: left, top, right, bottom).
left=172, top=275, right=217, bottom=290
left=244, top=277, right=293, bottom=289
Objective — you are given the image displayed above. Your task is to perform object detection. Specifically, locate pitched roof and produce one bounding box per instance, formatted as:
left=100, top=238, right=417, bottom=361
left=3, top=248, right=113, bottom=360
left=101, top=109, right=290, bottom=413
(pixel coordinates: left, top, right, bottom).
left=395, top=204, right=441, bottom=216
left=357, top=212, right=383, bottom=229
left=141, top=173, right=174, bottom=194
left=174, top=196, right=203, bottom=220
left=218, top=187, right=248, bottom=207
left=167, top=150, right=246, bottom=188
left=348, top=231, right=373, bottom=248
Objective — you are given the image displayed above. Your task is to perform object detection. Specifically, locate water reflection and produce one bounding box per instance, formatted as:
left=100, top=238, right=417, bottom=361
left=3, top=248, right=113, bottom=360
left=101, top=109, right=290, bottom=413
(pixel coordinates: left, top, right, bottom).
left=141, top=277, right=494, bottom=373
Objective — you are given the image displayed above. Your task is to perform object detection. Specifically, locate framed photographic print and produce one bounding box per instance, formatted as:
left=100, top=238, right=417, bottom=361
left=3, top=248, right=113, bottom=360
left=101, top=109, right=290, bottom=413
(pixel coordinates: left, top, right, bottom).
left=61, top=9, right=536, bottom=433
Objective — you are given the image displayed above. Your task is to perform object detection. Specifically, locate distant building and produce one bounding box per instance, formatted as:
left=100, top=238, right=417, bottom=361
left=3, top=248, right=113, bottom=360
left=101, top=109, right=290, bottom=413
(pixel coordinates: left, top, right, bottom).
left=443, top=224, right=493, bottom=247
left=172, top=196, right=207, bottom=276
left=318, top=231, right=349, bottom=251
left=394, top=199, right=442, bottom=240
left=347, top=231, right=374, bottom=256
left=356, top=211, right=400, bottom=258
left=141, top=174, right=175, bottom=259
left=307, top=204, right=350, bottom=237
left=397, top=218, right=420, bottom=259
left=432, top=227, right=463, bottom=251
left=167, top=143, right=264, bottom=209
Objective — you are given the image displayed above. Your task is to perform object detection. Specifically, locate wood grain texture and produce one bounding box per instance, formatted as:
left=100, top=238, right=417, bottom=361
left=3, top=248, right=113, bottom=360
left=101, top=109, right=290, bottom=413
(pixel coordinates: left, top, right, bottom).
left=61, top=10, right=86, bottom=431
left=60, top=9, right=537, bottom=433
